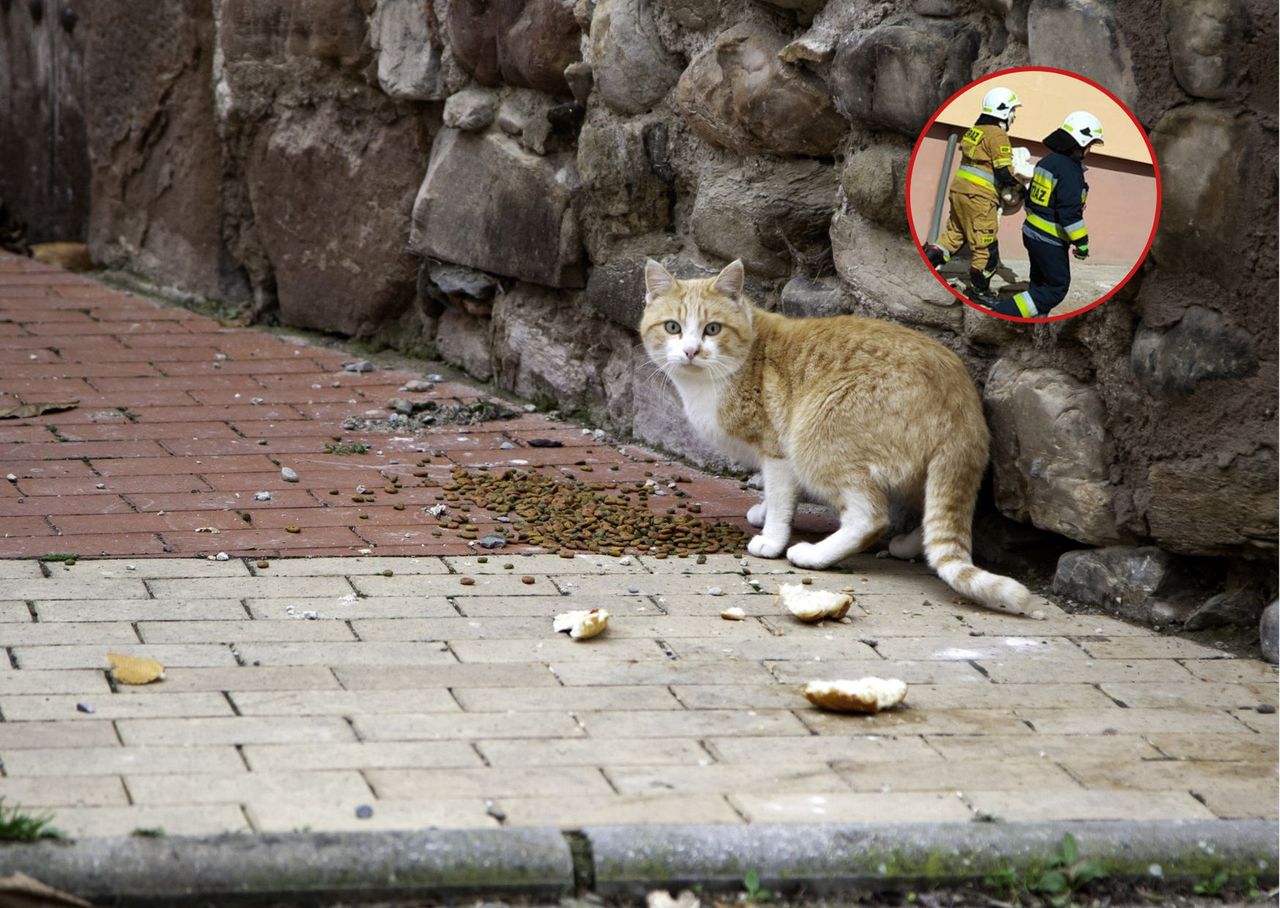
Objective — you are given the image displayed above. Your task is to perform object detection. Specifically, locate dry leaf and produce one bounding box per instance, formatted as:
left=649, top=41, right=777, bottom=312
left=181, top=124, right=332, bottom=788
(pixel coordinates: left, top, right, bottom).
left=0, top=872, right=93, bottom=908
left=31, top=241, right=93, bottom=272
left=0, top=401, right=78, bottom=420
left=107, top=652, right=166, bottom=685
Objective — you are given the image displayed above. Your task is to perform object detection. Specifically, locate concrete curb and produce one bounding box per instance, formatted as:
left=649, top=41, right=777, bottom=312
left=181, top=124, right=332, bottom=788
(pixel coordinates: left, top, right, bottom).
left=0, top=821, right=1274, bottom=905
left=0, top=828, right=575, bottom=904
left=585, top=820, right=1279, bottom=898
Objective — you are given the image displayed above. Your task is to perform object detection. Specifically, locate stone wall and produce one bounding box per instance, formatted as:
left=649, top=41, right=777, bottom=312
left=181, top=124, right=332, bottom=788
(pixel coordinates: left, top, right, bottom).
left=1, top=0, right=1276, bottom=624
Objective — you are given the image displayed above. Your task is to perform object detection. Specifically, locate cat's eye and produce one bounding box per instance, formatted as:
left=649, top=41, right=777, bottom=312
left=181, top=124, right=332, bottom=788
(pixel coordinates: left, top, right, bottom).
left=663, top=320, right=681, bottom=335
left=704, top=322, right=722, bottom=336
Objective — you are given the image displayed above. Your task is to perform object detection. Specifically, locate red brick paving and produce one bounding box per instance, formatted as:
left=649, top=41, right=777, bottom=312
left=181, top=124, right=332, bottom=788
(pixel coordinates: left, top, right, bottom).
left=0, top=252, right=759, bottom=559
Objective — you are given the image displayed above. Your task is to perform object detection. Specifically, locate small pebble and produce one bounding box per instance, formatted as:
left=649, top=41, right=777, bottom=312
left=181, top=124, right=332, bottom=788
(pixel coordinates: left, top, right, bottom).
left=1257, top=704, right=1277, bottom=714
left=720, top=607, right=746, bottom=621
left=95, top=482, right=106, bottom=490
left=215, top=552, right=229, bottom=561
left=6, top=473, right=17, bottom=482
left=400, top=379, right=433, bottom=392
left=460, top=576, right=476, bottom=586
left=344, top=360, right=374, bottom=373
left=355, top=804, right=374, bottom=819
left=280, top=467, right=299, bottom=483
left=426, top=374, right=444, bottom=382
left=801, top=577, right=813, bottom=585
left=708, top=587, right=724, bottom=597
left=627, top=586, right=640, bottom=594
left=76, top=702, right=95, bottom=714
left=255, top=491, right=272, bottom=501
left=499, top=442, right=516, bottom=450
left=476, top=535, right=507, bottom=549
left=521, top=576, right=536, bottom=585
left=256, top=560, right=270, bottom=569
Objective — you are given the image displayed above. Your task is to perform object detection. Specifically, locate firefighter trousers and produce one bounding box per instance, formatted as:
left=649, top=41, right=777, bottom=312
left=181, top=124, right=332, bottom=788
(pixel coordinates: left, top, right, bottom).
left=938, top=189, right=998, bottom=273
left=989, top=233, right=1072, bottom=318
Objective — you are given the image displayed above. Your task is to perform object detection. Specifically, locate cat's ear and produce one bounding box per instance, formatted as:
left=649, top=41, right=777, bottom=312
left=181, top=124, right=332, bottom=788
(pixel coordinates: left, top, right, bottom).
left=644, top=259, right=676, bottom=300
left=711, top=259, right=745, bottom=299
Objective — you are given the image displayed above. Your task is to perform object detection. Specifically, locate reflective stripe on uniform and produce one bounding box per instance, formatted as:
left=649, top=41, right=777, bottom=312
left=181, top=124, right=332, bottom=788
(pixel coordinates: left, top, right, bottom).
left=957, top=164, right=996, bottom=188
left=1063, top=219, right=1088, bottom=242
left=1023, top=222, right=1065, bottom=247
left=1012, top=292, right=1038, bottom=318
left=1026, top=211, right=1071, bottom=241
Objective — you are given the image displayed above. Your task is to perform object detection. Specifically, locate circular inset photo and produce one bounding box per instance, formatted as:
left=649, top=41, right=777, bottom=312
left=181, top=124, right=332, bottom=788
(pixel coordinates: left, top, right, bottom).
left=906, top=67, right=1160, bottom=322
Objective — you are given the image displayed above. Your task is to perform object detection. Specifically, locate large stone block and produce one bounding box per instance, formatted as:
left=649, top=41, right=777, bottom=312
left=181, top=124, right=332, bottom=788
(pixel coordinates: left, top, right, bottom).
left=691, top=158, right=837, bottom=280
left=585, top=258, right=648, bottom=330
left=219, top=0, right=370, bottom=70
left=830, top=209, right=960, bottom=330
left=370, top=0, right=445, bottom=100
left=676, top=22, right=846, bottom=156
left=830, top=18, right=978, bottom=137
left=576, top=113, right=672, bottom=261
left=435, top=307, right=495, bottom=382
left=591, top=0, right=684, bottom=115
left=841, top=143, right=911, bottom=233
left=85, top=0, right=231, bottom=298
left=1052, top=546, right=1211, bottom=625
left=984, top=360, right=1122, bottom=545
left=1027, top=0, right=1138, bottom=108
left=1149, top=104, right=1257, bottom=285
left=1161, top=0, right=1242, bottom=99
left=246, top=103, right=425, bottom=335
left=1145, top=450, right=1278, bottom=556
left=1130, top=306, right=1258, bottom=394
left=411, top=129, right=584, bottom=288
left=446, top=0, right=581, bottom=95
left=490, top=285, right=632, bottom=408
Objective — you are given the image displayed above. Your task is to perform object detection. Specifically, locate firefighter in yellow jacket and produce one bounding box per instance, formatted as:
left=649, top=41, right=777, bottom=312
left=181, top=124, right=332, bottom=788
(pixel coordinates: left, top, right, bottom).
left=924, top=87, right=1024, bottom=304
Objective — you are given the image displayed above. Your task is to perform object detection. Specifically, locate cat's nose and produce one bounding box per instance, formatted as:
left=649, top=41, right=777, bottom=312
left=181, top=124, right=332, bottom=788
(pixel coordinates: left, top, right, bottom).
left=682, top=344, right=700, bottom=362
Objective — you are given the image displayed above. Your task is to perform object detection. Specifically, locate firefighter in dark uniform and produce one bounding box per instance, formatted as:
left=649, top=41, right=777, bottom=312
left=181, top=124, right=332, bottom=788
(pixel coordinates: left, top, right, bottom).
left=989, top=111, right=1103, bottom=318
left=924, top=87, right=1024, bottom=304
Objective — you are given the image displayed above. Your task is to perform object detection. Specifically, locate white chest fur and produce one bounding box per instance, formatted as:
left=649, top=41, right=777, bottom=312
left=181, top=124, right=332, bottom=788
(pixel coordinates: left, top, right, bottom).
left=670, top=372, right=759, bottom=468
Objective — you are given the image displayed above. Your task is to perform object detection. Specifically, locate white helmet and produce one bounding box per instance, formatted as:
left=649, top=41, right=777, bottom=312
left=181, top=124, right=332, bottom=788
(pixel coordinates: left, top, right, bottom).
left=1060, top=110, right=1104, bottom=147
left=981, top=87, right=1022, bottom=122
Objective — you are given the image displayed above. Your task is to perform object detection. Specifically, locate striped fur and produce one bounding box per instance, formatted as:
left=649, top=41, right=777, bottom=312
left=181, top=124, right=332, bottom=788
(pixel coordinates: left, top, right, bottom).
left=640, top=259, right=1033, bottom=617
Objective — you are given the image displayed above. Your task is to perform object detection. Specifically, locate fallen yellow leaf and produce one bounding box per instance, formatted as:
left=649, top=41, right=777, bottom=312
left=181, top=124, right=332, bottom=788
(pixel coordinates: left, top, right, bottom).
left=107, top=652, right=165, bottom=685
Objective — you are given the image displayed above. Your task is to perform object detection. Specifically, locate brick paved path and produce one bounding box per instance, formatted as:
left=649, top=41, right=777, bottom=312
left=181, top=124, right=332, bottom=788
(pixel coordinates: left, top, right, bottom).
left=0, top=253, right=1275, bottom=839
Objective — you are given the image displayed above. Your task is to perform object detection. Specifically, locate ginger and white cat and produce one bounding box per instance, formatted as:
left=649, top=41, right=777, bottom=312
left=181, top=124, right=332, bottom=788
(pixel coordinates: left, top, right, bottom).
left=639, top=258, right=1033, bottom=616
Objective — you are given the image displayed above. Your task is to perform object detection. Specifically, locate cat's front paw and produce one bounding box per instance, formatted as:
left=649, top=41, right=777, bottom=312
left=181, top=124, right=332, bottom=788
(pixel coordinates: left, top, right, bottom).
left=746, top=503, right=767, bottom=528
left=786, top=541, right=834, bottom=570
left=747, top=534, right=787, bottom=559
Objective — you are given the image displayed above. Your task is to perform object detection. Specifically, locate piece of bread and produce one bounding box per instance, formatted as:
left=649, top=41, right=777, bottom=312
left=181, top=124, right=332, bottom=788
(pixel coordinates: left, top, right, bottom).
left=777, top=583, right=853, bottom=622
left=720, top=607, right=746, bottom=621
left=553, top=608, right=609, bottom=640
left=803, top=677, right=907, bottom=714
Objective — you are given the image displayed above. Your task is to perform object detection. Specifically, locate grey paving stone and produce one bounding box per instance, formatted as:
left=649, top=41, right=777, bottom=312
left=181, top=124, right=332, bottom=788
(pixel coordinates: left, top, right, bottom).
left=242, top=741, right=484, bottom=772
left=477, top=738, right=713, bottom=767
left=333, top=663, right=560, bottom=689
left=34, top=598, right=250, bottom=622
left=354, top=711, right=585, bottom=742
left=246, top=596, right=458, bottom=620
left=367, top=766, right=615, bottom=799
left=230, top=689, right=459, bottom=716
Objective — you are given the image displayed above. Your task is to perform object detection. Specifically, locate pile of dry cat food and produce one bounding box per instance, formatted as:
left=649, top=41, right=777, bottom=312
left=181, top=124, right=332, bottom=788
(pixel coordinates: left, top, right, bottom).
left=419, top=466, right=748, bottom=556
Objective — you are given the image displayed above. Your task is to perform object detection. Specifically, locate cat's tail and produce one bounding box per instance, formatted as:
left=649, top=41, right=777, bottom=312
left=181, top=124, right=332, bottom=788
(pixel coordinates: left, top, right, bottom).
left=922, top=452, right=1036, bottom=617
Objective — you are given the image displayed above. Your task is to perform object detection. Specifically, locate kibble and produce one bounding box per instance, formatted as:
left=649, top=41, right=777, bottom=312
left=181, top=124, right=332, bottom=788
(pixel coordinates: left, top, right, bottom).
left=521, top=575, right=536, bottom=585
left=460, top=576, right=476, bottom=586
left=406, top=466, right=746, bottom=556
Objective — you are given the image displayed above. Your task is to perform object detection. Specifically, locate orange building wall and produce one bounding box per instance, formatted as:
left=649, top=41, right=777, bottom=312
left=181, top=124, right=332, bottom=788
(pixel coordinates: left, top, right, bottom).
left=909, top=124, right=1158, bottom=267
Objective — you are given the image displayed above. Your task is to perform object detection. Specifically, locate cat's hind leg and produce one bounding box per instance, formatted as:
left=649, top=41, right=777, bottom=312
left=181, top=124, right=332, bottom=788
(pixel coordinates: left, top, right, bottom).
left=888, top=525, right=924, bottom=559
left=786, top=487, right=887, bottom=570
left=746, top=458, right=798, bottom=559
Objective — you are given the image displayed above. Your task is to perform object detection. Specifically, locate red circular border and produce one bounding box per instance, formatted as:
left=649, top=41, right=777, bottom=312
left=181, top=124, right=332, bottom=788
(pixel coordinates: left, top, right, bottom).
left=904, top=66, right=1163, bottom=323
